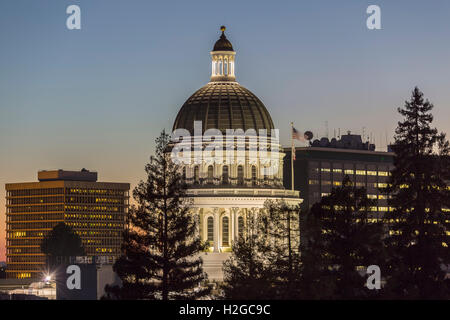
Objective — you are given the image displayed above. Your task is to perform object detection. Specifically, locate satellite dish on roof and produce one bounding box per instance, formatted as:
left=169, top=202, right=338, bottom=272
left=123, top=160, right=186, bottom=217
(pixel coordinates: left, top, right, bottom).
left=304, top=131, right=313, bottom=141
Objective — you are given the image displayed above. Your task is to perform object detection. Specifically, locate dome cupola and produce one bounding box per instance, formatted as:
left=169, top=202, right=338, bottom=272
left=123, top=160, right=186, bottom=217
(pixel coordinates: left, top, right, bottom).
left=210, top=26, right=236, bottom=82
left=173, top=26, right=274, bottom=135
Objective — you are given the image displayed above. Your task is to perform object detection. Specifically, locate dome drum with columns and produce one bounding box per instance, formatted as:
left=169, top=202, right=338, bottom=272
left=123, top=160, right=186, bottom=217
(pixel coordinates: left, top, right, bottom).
left=171, top=27, right=302, bottom=260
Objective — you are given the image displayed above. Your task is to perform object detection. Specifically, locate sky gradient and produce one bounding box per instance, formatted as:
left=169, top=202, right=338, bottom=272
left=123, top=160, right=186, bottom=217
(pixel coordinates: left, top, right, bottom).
left=1, top=0, right=450, bottom=261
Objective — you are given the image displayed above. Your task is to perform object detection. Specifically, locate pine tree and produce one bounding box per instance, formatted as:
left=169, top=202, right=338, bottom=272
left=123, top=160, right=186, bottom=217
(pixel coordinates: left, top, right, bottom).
left=383, top=87, right=450, bottom=299
left=222, top=211, right=276, bottom=299
left=262, top=200, right=302, bottom=299
left=222, top=201, right=302, bottom=299
left=105, top=131, right=209, bottom=300
left=300, top=176, right=385, bottom=299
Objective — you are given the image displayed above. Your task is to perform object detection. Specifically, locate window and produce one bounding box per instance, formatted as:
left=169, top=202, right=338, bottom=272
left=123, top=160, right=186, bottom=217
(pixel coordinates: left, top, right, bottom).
left=207, top=217, right=214, bottom=243
left=251, top=166, right=257, bottom=186
left=182, top=167, right=186, bottom=180
left=194, top=166, right=199, bottom=184
left=238, top=216, right=244, bottom=238
left=237, top=165, right=244, bottom=185
left=222, top=166, right=229, bottom=184
left=207, top=165, right=214, bottom=184
left=222, top=217, right=229, bottom=246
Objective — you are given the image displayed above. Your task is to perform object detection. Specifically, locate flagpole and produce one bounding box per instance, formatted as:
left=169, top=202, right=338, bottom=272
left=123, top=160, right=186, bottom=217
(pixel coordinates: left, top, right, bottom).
left=291, top=122, right=294, bottom=191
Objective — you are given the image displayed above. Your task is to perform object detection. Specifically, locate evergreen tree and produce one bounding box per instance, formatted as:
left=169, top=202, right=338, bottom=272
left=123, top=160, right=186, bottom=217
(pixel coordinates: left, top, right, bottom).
left=222, top=201, right=301, bottom=299
left=222, top=210, right=275, bottom=299
left=105, top=131, right=209, bottom=300
left=41, top=222, right=85, bottom=267
left=262, top=200, right=302, bottom=299
left=300, top=176, right=385, bottom=299
left=383, top=87, right=450, bottom=299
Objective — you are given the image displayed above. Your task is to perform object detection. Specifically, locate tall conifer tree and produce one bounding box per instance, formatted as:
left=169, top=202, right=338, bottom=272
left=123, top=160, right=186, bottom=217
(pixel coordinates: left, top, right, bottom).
left=383, top=87, right=450, bottom=299
left=105, top=131, right=209, bottom=300
left=301, top=176, right=385, bottom=299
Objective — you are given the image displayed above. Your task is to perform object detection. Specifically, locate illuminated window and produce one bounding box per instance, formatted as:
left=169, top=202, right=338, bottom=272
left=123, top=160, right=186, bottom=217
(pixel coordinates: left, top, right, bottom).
left=194, top=166, right=199, bottom=184
left=207, top=217, right=214, bottom=243
left=367, top=171, right=377, bottom=176
left=251, top=166, right=257, bottom=186
left=222, top=166, right=229, bottom=184
left=345, top=169, right=354, bottom=175
left=222, top=217, right=229, bottom=246
left=237, top=165, right=244, bottom=185
left=207, top=165, right=214, bottom=183
left=356, top=170, right=366, bottom=175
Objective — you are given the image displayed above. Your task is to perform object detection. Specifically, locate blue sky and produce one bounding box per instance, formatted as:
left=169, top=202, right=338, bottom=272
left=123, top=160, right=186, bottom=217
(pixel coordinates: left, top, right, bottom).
left=1, top=0, right=449, bottom=259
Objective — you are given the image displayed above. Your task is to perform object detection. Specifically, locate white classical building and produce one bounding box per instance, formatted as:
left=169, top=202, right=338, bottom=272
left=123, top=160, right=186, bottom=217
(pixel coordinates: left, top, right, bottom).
left=171, top=27, right=302, bottom=274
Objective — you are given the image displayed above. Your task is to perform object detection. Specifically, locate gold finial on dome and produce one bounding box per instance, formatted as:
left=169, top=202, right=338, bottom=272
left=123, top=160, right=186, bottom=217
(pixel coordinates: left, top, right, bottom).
left=220, top=26, right=226, bottom=33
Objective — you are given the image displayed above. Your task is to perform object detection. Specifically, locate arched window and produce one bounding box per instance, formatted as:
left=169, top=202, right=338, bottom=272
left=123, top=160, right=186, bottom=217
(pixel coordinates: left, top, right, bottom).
left=207, top=217, right=214, bottom=244
left=207, top=165, right=214, bottom=184
left=237, top=165, right=244, bottom=185
left=194, top=166, right=199, bottom=184
left=182, top=167, right=186, bottom=181
left=222, top=165, right=229, bottom=184
left=222, top=217, right=229, bottom=246
left=238, top=216, right=244, bottom=238
left=263, top=167, right=269, bottom=184
left=251, top=166, right=257, bottom=186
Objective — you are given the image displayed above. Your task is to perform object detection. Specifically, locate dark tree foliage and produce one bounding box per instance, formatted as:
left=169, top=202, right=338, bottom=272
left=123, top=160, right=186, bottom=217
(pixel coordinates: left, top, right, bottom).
left=262, top=200, right=302, bottom=299
left=301, top=176, right=385, bottom=299
left=40, top=222, right=85, bottom=266
left=222, top=211, right=276, bottom=299
left=105, top=131, right=209, bottom=300
left=0, top=266, right=6, bottom=279
left=382, top=87, right=450, bottom=299
left=222, top=201, right=301, bottom=299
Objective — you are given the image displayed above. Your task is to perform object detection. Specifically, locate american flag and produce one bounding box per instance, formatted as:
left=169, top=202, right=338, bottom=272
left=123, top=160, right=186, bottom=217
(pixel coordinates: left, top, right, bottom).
left=292, top=127, right=305, bottom=141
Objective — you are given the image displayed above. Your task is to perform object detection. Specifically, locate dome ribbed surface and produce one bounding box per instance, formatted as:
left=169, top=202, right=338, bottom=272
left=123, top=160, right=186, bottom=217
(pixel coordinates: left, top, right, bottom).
left=173, top=82, right=274, bottom=135
left=213, top=34, right=234, bottom=51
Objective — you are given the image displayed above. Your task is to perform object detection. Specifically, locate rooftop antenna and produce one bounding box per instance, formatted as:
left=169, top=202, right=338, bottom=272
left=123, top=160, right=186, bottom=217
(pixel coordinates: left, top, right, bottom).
left=325, top=121, right=329, bottom=139
left=362, top=127, right=366, bottom=141
left=338, top=128, right=341, bottom=139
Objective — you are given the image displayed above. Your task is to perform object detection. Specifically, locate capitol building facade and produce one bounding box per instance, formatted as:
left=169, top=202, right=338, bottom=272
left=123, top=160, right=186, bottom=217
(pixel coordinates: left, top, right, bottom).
left=170, top=27, right=302, bottom=263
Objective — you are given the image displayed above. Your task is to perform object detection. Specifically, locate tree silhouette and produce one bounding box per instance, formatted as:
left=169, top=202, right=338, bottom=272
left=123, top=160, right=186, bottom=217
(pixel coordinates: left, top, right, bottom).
left=382, top=87, right=450, bottom=299
left=40, top=222, right=85, bottom=267
left=222, top=201, right=301, bottom=299
left=105, top=131, right=209, bottom=300
left=300, top=176, right=385, bottom=299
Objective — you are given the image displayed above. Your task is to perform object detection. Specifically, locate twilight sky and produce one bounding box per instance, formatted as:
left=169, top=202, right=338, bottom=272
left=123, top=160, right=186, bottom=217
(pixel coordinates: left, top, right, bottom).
left=1, top=0, right=449, bottom=261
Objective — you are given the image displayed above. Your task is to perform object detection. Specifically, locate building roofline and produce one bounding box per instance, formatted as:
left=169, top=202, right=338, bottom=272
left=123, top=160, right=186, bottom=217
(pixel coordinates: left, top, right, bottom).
left=283, top=146, right=395, bottom=156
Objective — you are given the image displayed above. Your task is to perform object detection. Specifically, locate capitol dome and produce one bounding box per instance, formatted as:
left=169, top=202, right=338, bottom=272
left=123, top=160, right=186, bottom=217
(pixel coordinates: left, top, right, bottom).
left=173, top=82, right=274, bottom=135
left=172, top=26, right=274, bottom=135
